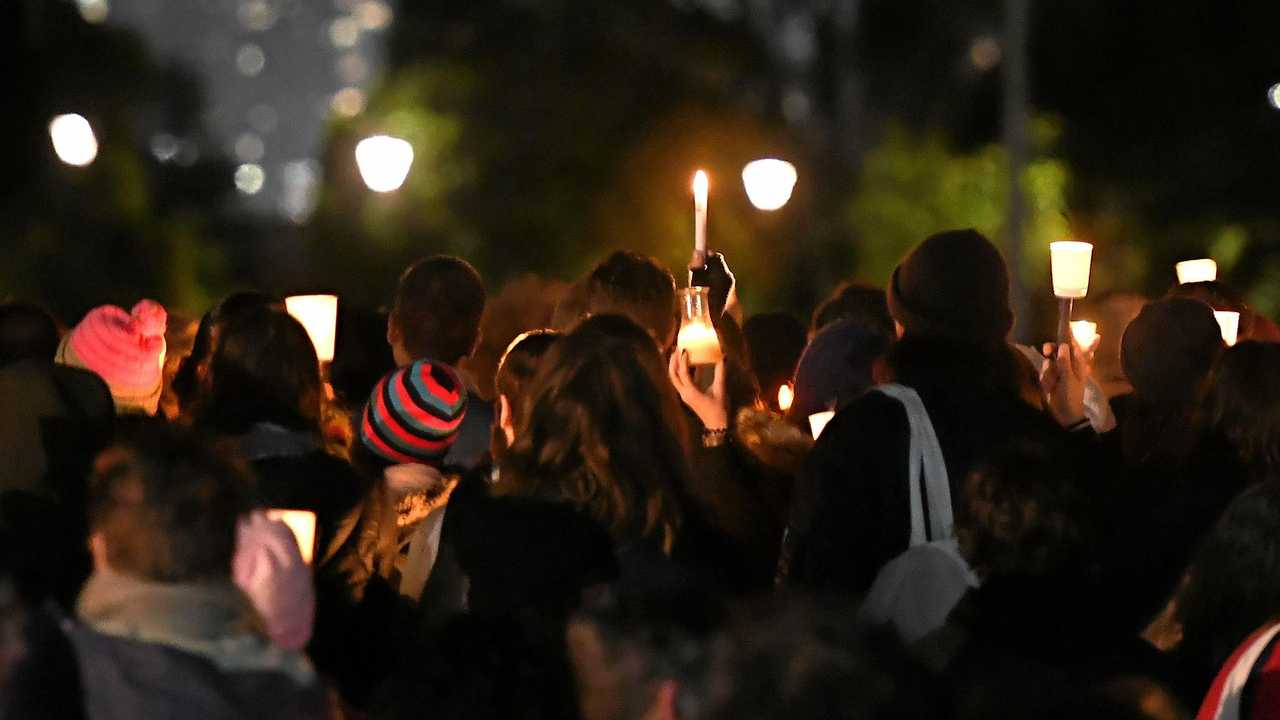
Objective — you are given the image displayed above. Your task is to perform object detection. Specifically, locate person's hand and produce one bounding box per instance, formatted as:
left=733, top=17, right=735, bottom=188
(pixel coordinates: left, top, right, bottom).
left=689, top=252, right=739, bottom=321
left=668, top=350, right=729, bottom=431
left=1040, top=334, right=1097, bottom=429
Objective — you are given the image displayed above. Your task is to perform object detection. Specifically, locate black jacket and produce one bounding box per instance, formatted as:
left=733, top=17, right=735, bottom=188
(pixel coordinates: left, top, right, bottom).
left=782, top=380, right=1064, bottom=595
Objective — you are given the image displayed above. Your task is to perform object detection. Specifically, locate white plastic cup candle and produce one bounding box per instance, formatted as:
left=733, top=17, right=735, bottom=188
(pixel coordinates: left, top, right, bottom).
left=1215, top=310, right=1240, bottom=346
left=1176, top=259, right=1218, bottom=285
left=355, top=135, right=414, bottom=192
left=285, top=294, right=339, bottom=363
left=49, top=114, right=99, bottom=167
left=692, top=170, right=709, bottom=254
left=777, top=383, right=794, bottom=412
left=266, top=509, right=317, bottom=564
left=1050, top=241, right=1094, bottom=299
left=1070, top=320, right=1098, bottom=349
left=741, top=158, right=797, bottom=211
left=809, top=410, right=835, bottom=439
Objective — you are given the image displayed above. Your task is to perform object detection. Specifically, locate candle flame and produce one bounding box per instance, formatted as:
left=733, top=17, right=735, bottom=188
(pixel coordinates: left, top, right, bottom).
left=692, top=170, right=708, bottom=210
left=777, top=383, right=794, bottom=412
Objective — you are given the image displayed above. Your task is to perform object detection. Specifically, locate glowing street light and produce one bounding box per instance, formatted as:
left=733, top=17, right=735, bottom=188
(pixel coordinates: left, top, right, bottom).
left=49, top=114, right=98, bottom=167
left=741, top=158, right=797, bottom=211
left=355, top=135, right=414, bottom=192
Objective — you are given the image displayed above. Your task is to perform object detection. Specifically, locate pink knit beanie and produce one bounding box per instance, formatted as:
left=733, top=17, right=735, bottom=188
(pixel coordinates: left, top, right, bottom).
left=55, top=300, right=167, bottom=415
left=233, top=511, right=315, bottom=651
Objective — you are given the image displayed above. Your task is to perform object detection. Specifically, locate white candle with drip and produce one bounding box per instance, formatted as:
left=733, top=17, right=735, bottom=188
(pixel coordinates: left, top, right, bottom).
left=693, top=170, right=708, bottom=255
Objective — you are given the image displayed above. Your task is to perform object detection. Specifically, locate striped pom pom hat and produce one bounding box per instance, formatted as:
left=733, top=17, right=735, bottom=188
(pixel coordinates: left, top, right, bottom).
left=360, top=359, right=468, bottom=466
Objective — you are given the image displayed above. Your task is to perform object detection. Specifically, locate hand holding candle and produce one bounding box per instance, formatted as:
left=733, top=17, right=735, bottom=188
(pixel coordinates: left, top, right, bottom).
left=676, top=287, right=723, bottom=366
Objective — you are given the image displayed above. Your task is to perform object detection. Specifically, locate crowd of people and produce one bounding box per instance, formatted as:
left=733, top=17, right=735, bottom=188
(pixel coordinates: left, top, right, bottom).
left=3, top=228, right=1280, bottom=719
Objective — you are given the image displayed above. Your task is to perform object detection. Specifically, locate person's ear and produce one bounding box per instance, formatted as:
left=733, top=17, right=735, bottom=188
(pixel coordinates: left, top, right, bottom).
left=386, top=313, right=400, bottom=347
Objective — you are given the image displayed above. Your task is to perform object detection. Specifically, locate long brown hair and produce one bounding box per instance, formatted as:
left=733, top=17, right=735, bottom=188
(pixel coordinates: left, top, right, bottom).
left=497, top=314, right=688, bottom=553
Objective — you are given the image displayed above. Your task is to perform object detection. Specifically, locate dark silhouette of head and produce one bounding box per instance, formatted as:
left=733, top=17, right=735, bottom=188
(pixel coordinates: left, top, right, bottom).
left=584, top=251, right=678, bottom=349
left=389, top=256, right=487, bottom=366
left=0, top=302, right=61, bottom=367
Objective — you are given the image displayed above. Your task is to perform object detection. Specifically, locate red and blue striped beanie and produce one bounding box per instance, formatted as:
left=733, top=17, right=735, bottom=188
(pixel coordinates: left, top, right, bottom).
left=360, top=360, right=468, bottom=466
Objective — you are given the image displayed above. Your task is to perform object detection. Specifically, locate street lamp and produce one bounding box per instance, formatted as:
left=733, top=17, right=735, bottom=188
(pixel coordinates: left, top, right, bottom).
left=49, top=114, right=98, bottom=167
left=741, top=158, right=797, bottom=211
left=355, top=135, right=413, bottom=192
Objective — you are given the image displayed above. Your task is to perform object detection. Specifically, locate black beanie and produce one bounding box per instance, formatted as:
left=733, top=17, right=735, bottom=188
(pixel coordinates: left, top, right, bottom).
left=886, top=229, right=1014, bottom=343
left=1121, top=298, right=1224, bottom=409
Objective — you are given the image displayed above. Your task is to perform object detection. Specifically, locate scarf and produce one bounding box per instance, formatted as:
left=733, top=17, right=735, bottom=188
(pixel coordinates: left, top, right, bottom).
left=77, top=571, right=315, bottom=685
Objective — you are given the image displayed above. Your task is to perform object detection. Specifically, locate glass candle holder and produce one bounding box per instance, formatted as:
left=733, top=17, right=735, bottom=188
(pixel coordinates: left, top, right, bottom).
left=677, top=287, right=723, bottom=366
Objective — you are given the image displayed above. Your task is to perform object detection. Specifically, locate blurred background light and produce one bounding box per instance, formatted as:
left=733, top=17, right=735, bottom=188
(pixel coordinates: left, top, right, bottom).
left=76, top=0, right=109, bottom=24
left=149, top=133, right=179, bottom=163
left=742, top=159, right=798, bottom=210
left=235, top=43, right=266, bottom=77
left=970, top=35, right=1002, bottom=71
left=237, top=1, right=277, bottom=31
left=234, top=163, right=266, bottom=194
left=355, top=0, right=393, bottom=31
left=355, top=135, right=413, bottom=192
left=330, top=86, right=366, bottom=117
left=234, top=132, right=265, bottom=162
left=49, top=114, right=99, bottom=166
left=329, top=17, right=360, bottom=48
left=1269, top=83, right=1280, bottom=110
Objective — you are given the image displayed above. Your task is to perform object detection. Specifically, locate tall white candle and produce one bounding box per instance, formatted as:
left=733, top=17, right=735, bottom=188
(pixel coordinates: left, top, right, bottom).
left=693, top=170, right=708, bottom=254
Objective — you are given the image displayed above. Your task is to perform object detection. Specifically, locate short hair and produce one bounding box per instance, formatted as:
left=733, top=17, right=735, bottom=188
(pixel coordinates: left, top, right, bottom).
left=0, top=302, right=61, bottom=367
left=391, top=256, right=487, bottom=363
left=811, top=282, right=894, bottom=339
left=89, top=420, right=248, bottom=582
left=584, top=251, right=677, bottom=347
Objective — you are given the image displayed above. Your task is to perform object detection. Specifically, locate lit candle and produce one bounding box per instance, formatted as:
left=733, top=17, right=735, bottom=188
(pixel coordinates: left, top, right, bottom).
left=693, top=170, right=709, bottom=255
left=677, top=321, right=722, bottom=366
left=1214, top=310, right=1240, bottom=346
left=285, top=294, right=339, bottom=363
left=1176, top=259, right=1218, bottom=285
left=742, top=159, right=797, bottom=211
left=266, top=508, right=317, bottom=564
left=1070, top=320, right=1098, bottom=349
left=1049, top=241, right=1094, bottom=299
left=809, top=410, right=835, bottom=439
left=777, top=383, right=794, bottom=412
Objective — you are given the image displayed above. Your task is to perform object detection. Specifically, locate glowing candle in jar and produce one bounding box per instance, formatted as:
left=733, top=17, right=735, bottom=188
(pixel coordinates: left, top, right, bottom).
left=777, top=383, right=794, bottom=412
left=266, top=509, right=317, bottom=564
left=693, top=170, right=709, bottom=255
left=1176, top=259, right=1218, bottom=285
left=1214, top=311, right=1240, bottom=346
left=677, top=322, right=723, bottom=366
left=809, top=410, right=835, bottom=439
left=1070, top=320, right=1098, bottom=349
left=1050, top=241, right=1094, bottom=299
left=285, top=294, right=339, bottom=363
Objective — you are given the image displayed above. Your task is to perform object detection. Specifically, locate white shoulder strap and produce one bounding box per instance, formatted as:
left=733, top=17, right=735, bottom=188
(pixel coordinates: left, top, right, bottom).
left=876, top=384, right=953, bottom=546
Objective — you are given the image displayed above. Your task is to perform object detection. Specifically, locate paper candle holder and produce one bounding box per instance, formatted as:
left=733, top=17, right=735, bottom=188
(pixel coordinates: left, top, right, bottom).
left=1176, top=259, right=1218, bottom=285
left=1069, top=320, right=1098, bottom=349
left=809, top=410, right=836, bottom=439
left=1050, top=241, right=1094, bottom=299
left=266, top=508, right=317, bottom=565
left=285, top=294, right=339, bottom=363
left=1214, top=310, right=1240, bottom=347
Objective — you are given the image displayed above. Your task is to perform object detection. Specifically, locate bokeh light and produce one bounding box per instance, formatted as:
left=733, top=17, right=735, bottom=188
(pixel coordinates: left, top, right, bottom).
left=49, top=114, right=99, bottom=167
left=235, top=44, right=266, bottom=77
left=355, top=135, right=414, bottom=192
left=234, top=163, right=266, bottom=194
left=355, top=0, right=394, bottom=31
left=330, top=87, right=366, bottom=117
left=742, top=158, right=797, bottom=211
left=329, top=17, right=360, bottom=48
left=76, top=0, right=109, bottom=24
left=234, top=132, right=265, bottom=163
left=1268, top=83, right=1280, bottom=110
